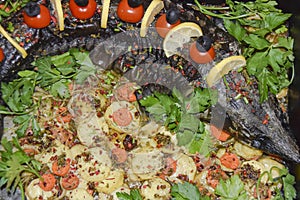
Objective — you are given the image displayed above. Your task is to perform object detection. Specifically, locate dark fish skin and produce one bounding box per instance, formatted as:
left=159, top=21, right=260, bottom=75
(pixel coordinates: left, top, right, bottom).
left=0, top=0, right=299, bottom=162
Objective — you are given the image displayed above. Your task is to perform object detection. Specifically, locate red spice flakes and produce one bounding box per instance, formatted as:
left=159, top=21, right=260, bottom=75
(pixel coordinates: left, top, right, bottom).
left=262, top=114, right=270, bottom=125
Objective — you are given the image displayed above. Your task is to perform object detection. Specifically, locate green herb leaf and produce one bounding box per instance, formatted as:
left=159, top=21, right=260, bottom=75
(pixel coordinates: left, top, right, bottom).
left=223, top=19, right=246, bottom=42
left=215, top=175, right=247, bottom=199
left=171, top=181, right=201, bottom=200
left=188, top=129, right=213, bottom=156
left=263, top=12, right=291, bottom=31
left=0, top=137, right=41, bottom=195
left=117, top=189, right=143, bottom=200
left=244, top=34, right=270, bottom=50
left=283, top=174, right=297, bottom=200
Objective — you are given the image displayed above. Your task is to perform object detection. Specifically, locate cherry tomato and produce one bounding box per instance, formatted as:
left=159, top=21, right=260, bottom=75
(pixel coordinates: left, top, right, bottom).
left=189, top=36, right=215, bottom=64
left=117, top=0, right=144, bottom=23
left=0, top=48, right=4, bottom=62
left=155, top=8, right=181, bottom=38
left=69, top=0, right=97, bottom=20
left=23, top=2, right=51, bottom=29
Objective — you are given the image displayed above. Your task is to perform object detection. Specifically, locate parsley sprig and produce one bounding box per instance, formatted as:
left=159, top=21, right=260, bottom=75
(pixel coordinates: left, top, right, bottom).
left=171, top=181, right=210, bottom=200
left=0, top=0, right=30, bottom=23
left=0, top=137, right=42, bottom=200
left=215, top=175, right=248, bottom=199
left=116, top=189, right=143, bottom=200
left=0, top=49, right=97, bottom=137
left=257, top=167, right=297, bottom=200
left=139, top=87, right=217, bottom=156
left=195, top=0, right=294, bottom=102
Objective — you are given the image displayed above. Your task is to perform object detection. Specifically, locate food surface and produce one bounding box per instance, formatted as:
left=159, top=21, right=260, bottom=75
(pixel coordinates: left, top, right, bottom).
left=0, top=0, right=298, bottom=199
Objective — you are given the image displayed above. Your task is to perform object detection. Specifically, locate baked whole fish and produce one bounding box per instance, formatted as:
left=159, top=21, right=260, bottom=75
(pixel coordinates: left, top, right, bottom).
left=0, top=0, right=299, bottom=167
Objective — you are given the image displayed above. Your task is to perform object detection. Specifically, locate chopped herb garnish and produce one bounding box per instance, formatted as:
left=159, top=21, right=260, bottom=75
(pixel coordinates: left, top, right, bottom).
left=0, top=48, right=97, bottom=137
left=195, top=0, right=294, bottom=102
left=139, top=87, right=217, bottom=155
left=116, top=189, right=143, bottom=200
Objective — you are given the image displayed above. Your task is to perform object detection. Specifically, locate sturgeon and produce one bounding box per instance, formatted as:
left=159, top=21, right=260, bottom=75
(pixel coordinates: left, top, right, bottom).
left=0, top=0, right=299, bottom=163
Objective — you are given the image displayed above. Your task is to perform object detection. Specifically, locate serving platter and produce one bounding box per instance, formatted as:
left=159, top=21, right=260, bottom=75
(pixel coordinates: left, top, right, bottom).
left=0, top=0, right=296, bottom=199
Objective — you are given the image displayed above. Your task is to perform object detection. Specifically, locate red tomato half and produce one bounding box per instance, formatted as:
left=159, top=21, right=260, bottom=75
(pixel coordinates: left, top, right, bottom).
left=117, top=0, right=144, bottom=23
left=69, top=0, right=97, bottom=20
left=0, top=48, right=4, bottom=62
left=189, top=42, right=215, bottom=64
left=155, top=13, right=180, bottom=38
left=23, top=4, right=51, bottom=29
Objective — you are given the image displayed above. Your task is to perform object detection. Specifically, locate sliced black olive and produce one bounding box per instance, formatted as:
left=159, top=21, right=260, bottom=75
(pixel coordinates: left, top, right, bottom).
left=166, top=8, right=180, bottom=25
left=128, top=0, right=143, bottom=8
left=74, top=0, right=89, bottom=7
left=195, top=35, right=213, bottom=52
left=24, top=2, right=40, bottom=17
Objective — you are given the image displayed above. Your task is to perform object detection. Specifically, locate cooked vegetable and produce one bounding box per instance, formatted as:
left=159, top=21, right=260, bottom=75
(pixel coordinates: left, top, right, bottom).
left=69, top=0, right=97, bottom=20
left=189, top=35, right=216, bottom=64
left=155, top=8, right=181, bottom=38
left=61, top=173, right=80, bottom=190
left=0, top=47, right=4, bottom=62
left=23, top=2, right=51, bottom=29
left=38, top=173, right=56, bottom=191
left=117, top=0, right=144, bottom=23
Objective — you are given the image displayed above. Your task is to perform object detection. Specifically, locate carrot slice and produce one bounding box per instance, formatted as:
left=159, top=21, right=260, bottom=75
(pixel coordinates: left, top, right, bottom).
left=114, top=82, right=137, bottom=102
left=23, top=148, right=38, bottom=156
left=61, top=173, right=80, bottom=190
left=220, top=152, right=240, bottom=170
left=159, top=157, right=177, bottom=179
left=112, top=147, right=128, bottom=163
left=56, top=107, right=73, bottom=123
left=39, top=173, right=56, bottom=191
left=210, top=125, right=231, bottom=142
left=52, top=158, right=71, bottom=176
left=112, top=107, right=133, bottom=127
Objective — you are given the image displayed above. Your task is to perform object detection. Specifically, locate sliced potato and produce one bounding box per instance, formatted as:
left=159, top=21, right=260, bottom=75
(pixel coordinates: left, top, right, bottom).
left=169, top=153, right=197, bottom=182
left=234, top=141, right=263, bottom=160
left=140, top=177, right=171, bottom=200
left=95, top=170, right=125, bottom=194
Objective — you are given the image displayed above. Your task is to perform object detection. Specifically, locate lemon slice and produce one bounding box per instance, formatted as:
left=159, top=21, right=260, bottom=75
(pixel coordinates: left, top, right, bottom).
left=140, top=0, right=164, bottom=37
left=0, top=25, right=27, bottom=58
left=206, top=55, right=246, bottom=87
left=163, top=22, right=203, bottom=57
left=50, top=0, right=64, bottom=31
left=101, top=0, right=110, bottom=28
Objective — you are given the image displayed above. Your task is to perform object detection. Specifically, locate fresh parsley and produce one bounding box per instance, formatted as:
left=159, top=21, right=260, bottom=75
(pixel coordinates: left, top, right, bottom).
left=0, top=0, right=30, bottom=23
left=0, top=48, right=97, bottom=137
left=139, top=87, right=217, bottom=156
left=0, top=137, right=42, bottom=200
left=215, top=175, right=248, bottom=200
left=116, top=189, right=143, bottom=200
left=259, top=167, right=297, bottom=200
left=171, top=181, right=209, bottom=200
left=195, top=0, right=294, bottom=102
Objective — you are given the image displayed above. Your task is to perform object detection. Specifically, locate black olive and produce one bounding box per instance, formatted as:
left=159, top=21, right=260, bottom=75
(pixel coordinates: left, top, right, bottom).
left=24, top=2, right=40, bottom=17
left=123, top=134, right=137, bottom=151
left=195, top=35, right=213, bottom=52
left=128, top=0, right=143, bottom=8
left=74, top=0, right=89, bottom=7
left=166, top=8, right=180, bottom=25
